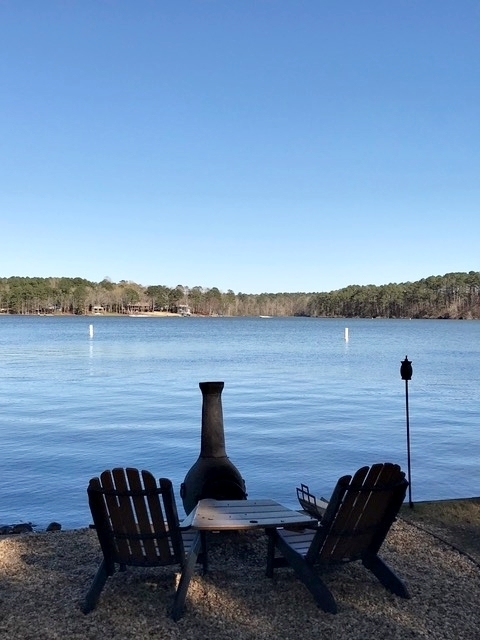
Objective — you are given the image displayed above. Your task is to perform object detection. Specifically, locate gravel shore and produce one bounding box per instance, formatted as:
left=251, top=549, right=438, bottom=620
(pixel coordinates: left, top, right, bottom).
left=1, top=510, right=480, bottom=640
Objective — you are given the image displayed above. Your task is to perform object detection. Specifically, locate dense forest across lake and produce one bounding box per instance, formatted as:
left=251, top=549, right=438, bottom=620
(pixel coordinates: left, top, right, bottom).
left=1, top=271, right=479, bottom=319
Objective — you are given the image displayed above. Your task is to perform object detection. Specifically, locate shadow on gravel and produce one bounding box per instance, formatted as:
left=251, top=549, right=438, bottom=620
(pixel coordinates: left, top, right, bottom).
left=400, top=497, right=480, bottom=564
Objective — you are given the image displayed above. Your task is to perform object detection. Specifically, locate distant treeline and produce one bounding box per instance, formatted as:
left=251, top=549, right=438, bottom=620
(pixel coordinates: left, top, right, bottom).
left=1, top=271, right=479, bottom=319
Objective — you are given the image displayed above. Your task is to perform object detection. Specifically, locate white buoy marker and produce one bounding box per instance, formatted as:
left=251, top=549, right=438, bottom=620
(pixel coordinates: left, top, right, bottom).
left=89, top=324, right=94, bottom=338
left=344, top=327, right=349, bottom=341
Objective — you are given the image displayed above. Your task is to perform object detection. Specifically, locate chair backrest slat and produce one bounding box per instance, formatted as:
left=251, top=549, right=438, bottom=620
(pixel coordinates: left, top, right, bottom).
left=158, top=477, right=185, bottom=561
left=141, top=471, right=172, bottom=561
left=88, top=467, right=184, bottom=568
left=306, top=463, right=407, bottom=564
left=336, top=464, right=393, bottom=559
left=99, top=469, right=133, bottom=561
left=112, top=468, right=145, bottom=561
left=125, top=468, right=165, bottom=562
left=320, top=466, right=371, bottom=559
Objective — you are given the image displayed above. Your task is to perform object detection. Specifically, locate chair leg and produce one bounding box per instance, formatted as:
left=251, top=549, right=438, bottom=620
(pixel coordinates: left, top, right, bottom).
left=268, top=531, right=337, bottom=614
left=171, top=532, right=201, bottom=621
left=287, top=558, right=337, bottom=613
left=362, top=553, right=410, bottom=599
left=81, top=559, right=109, bottom=614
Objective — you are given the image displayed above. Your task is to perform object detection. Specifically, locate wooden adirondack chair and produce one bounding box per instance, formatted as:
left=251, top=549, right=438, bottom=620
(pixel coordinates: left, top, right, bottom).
left=82, top=468, right=201, bottom=621
left=266, top=463, right=410, bottom=613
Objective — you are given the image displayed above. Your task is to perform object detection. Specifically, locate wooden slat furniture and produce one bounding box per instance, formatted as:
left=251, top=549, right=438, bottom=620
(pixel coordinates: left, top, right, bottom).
left=181, top=498, right=317, bottom=572
left=266, top=463, right=410, bottom=613
left=183, top=498, right=318, bottom=530
left=82, top=468, right=201, bottom=621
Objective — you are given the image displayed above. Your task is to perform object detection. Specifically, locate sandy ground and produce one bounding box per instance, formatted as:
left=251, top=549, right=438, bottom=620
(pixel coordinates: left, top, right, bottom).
left=1, top=501, right=480, bottom=640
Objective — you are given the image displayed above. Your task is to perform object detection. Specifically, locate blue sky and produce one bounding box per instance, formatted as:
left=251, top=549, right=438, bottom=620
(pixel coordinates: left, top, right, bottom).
left=1, top=1, right=478, bottom=294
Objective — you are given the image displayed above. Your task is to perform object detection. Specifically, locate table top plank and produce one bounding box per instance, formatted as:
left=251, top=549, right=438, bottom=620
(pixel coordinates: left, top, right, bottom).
left=182, top=498, right=317, bottom=531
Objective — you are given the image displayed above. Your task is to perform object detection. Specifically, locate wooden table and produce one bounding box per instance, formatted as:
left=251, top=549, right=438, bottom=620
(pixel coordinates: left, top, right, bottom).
left=181, top=498, right=317, bottom=572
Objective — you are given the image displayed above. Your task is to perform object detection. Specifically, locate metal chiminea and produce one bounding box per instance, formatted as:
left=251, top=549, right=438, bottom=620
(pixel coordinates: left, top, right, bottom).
left=180, top=381, right=247, bottom=514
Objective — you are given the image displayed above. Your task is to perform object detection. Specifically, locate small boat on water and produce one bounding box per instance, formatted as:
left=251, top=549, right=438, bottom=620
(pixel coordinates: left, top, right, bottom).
left=259, top=315, right=272, bottom=318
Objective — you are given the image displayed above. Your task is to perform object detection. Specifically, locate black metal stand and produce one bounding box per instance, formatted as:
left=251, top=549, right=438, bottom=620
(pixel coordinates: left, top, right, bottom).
left=400, top=356, right=413, bottom=509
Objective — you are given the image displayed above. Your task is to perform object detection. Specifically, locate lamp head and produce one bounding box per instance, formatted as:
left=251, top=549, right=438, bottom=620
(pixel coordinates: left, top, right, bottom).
left=400, top=356, right=413, bottom=381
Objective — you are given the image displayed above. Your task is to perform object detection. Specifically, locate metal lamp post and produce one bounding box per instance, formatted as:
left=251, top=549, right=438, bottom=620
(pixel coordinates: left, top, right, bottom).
left=400, top=356, right=413, bottom=508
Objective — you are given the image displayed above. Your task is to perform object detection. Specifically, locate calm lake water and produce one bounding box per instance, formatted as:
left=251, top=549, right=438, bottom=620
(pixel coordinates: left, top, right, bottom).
left=1, top=315, right=479, bottom=529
